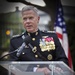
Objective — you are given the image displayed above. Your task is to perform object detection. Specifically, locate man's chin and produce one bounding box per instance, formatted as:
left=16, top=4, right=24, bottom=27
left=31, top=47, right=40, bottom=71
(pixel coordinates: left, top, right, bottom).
left=27, top=29, right=33, bottom=33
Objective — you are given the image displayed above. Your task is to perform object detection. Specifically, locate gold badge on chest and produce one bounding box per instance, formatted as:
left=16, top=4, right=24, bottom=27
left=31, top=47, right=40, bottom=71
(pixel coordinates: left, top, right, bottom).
left=39, top=36, right=55, bottom=52
left=47, top=54, right=52, bottom=60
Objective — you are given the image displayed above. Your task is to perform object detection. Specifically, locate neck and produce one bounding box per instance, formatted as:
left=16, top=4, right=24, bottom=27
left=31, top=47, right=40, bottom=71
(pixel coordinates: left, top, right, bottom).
left=28, top=29, right=38, bottom=33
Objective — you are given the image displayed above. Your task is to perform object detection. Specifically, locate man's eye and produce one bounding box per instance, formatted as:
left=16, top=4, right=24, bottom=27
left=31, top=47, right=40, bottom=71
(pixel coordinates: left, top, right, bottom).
left=29, top=17, right=33, bottom=19
left=23, top=18, right=27, bottom=20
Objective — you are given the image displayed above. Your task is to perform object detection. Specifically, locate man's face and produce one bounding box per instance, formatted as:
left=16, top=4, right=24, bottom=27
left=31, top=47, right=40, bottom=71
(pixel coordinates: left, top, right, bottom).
left=22, top=10, right=40, bottom=33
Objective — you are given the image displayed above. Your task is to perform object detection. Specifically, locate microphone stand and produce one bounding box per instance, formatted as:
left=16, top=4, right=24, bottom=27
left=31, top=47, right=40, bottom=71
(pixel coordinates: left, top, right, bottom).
left=0, top=42, right=25, bottom=60
left=0, top=50, right=18, bottom=60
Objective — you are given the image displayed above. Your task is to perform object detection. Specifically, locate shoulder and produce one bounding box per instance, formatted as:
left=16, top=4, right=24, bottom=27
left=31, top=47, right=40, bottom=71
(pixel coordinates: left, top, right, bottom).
left=10, top=34, right=20, bottom=42
left=12, top=34, right=21, bottom=38
left=41, top=30, right=56, bottom=34
left=45, top=31, right=55, bottom=33
left=12, top=34, right=21, bottom=39
left=10, top=32, right=25, bottom=41
left=40, top=30, right=58, bottom=38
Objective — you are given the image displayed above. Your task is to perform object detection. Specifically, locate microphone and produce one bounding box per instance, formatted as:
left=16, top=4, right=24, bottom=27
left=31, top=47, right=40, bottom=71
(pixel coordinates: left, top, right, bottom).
left=16, top=35, right=31, bottom=57
left=16, top=43, right=25, bottom=57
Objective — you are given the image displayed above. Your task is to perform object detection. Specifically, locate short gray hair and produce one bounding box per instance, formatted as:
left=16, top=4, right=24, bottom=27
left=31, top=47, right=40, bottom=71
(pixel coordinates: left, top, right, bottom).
left=21, top=5, right=38, bottom=15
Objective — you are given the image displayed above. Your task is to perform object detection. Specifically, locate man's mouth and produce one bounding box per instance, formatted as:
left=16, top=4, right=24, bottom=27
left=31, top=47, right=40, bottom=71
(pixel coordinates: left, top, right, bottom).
left=26, top=25, right=32, bottom=29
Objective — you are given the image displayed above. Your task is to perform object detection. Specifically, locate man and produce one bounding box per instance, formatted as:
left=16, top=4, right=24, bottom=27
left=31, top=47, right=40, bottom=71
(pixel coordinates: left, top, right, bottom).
left=9, top=5, right=69, bottom=75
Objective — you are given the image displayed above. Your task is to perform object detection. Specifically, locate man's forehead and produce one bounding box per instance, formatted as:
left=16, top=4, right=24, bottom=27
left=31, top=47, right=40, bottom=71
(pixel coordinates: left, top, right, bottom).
left=22, top=10, right=37, bottom=15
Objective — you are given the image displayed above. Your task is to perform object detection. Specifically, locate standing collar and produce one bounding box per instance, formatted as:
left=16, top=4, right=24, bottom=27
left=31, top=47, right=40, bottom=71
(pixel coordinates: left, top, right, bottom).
left=26, top=29, right=40, bottom=37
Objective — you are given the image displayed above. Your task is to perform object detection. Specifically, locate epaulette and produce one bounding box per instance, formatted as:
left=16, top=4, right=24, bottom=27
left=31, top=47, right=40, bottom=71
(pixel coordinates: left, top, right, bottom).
left=47, top=31, right=55, bottom=33
left=42, top=30, right=55, bottom=33
left=12, top=34, right=20, bottom=38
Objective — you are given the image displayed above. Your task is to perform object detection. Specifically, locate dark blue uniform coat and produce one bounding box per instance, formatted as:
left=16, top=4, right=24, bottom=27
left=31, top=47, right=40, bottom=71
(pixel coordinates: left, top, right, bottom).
left=9, top=30, right=68, bottom=65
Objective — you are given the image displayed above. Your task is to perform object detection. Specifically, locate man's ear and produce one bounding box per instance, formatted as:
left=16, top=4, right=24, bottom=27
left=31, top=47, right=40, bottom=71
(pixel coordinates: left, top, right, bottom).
left=38, top=16, right=40, bottom=23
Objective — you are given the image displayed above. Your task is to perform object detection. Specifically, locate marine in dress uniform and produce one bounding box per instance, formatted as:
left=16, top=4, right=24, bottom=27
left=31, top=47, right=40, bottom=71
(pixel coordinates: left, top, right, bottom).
left=9, top=29, right=68, bottom=65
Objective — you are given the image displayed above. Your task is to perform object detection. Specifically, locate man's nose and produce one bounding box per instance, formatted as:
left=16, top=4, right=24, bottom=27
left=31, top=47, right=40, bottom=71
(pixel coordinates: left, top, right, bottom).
left=26, top=19, right=30, bottom=22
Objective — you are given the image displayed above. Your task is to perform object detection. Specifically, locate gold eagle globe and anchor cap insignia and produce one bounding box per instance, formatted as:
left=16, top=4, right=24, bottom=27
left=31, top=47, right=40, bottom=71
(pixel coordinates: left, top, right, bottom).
left=39, top=36, right=55, bottom=52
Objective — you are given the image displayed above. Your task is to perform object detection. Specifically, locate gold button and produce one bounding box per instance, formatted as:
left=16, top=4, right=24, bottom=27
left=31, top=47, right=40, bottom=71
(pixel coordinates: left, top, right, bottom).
left=35, top=55, right=38, bottom=58
left=22, top=52, right=25, bottom=55
left=32, top=38, right=35, bottom=41
left=47, top=54, right=52, bottom=60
